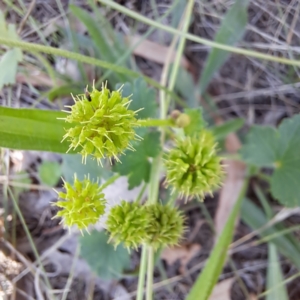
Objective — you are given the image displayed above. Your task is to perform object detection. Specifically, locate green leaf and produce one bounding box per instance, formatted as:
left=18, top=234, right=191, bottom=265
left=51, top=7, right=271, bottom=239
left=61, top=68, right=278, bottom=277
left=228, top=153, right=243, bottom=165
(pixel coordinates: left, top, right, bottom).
left=61, top=154, right=112, bottom=183
left=240, top=126, right=279, bottom=167
left=116, top=78, right=157, bottom=119
left=0, top=107, right=72, bottom=153
left=210, top=118, right=244, bottom=140
left=187, top=180, right=248, bottom=300
left=241, top=114, right=300, bottom=206
left=0, top=11, right=23, bottom=90
left=183, top=108, right=205, bottom=136
left=38, top=161, right=61, bottom=186
left=241, top=198, right=300, bottom=270
left=0, top=48, right=22, bottom=89
left=113, top=131, right=161, bottom=189
left=80, top=230, right=130, bottom=280
left=198, top=0, right=249, bottom=94
left=266, top=243, right=289, bottom=300
left=0, top=11, right=19, bottom=40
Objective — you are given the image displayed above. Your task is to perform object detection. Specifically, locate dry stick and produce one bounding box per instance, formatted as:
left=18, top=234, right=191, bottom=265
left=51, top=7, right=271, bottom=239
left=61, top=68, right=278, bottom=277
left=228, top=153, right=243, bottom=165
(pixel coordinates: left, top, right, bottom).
left=17, top=0, right=37, bottom=34
left=0, top=180, right=54, bottom=191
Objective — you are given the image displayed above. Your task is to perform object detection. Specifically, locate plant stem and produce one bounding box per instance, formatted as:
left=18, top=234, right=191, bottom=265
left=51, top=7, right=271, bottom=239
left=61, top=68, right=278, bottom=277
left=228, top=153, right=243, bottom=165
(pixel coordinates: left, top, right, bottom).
left=165, top=0, right=194, bottom=109
left=136, top=245, right=148, bottom=300
left=98, top=0, right=300, bottom=67
left=0, top=38, right=179, bottom=101
left=96, top=0, right=181, bottom=85
left=256, top=172, right=272, bottom=183
left=138, top=118, right=174, bottom=127
left=146, top=246, right=154, bottom=300
left=100, top=173, right=120, bottom=190
left=135, top=182, right=147, bottom=204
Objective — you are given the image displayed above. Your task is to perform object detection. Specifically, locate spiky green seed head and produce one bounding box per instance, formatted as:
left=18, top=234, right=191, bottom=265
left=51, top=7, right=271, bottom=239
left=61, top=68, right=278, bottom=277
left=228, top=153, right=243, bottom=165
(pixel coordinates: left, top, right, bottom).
left=145, top=204, right=184, bottom=250
left=53, top=176, right=106, bottom=231
left=164, top=130, right=223, bottom=200
left=61, top=83, right=140, bottom=165
left=106, top=200, right=148, bottom=249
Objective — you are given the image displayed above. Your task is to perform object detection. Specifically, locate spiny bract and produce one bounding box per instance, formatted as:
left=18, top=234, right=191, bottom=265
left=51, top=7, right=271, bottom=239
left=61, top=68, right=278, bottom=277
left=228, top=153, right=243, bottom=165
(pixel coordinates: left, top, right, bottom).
left=164, top=130, right=223, bottom=200
left=54, top=176, right=106, bottom=231
left=146, top=204, right=184, bottom=250
left=61, top=83, right=140, bottom=165
left=106, top=200, right=148, bottom=249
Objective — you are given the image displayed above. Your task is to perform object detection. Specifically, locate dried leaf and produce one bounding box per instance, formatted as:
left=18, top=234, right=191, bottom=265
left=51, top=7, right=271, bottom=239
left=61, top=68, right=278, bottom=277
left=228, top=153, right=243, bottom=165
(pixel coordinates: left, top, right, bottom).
left=209, top=278, right=234, bottom=300
left=125, top=35, right=190, bottom=69
left=215, top=159, right=246, bottom=239
left=215, top=131, right=245, bottom=240
left=161, top=244, right=201, bottom=274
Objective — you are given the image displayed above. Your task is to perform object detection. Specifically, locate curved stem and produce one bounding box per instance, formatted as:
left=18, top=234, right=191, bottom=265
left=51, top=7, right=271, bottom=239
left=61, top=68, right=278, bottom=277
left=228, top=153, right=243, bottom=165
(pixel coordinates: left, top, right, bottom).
left=136, top=245, right=148, bottom=300
left=100, top=173, right=120, bottom=190
left=0, top=38, right=178, bottom=100
left=138, top=118, right=174, bottom=127
left=98, top=0, right=300, bottom=67
left=146, top=246, right=154, bottom=300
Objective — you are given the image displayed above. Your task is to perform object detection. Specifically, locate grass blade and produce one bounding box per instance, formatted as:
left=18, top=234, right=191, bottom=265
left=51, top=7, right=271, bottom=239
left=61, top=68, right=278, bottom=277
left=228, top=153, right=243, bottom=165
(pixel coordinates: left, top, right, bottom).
left=70, top=4, right=127, bottom=84
left=186, top=178, right=248, bottom=300
left=198, top=0, right=249, bottom=94
left=0, top=107, right=71, bottom=153
left=266, top=243, right=289, bottom=300
left=210, top=118, right=245, bottom=141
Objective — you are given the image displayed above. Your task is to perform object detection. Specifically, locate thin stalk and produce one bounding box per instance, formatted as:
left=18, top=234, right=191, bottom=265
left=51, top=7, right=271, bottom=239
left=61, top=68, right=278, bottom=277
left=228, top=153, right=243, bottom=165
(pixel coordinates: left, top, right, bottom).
left=61, top=244, right=80, bottom=300
left=138, top=118, right=174, bottom=127
left=96, top=0, right=181, bottom=85
left=166, top=190, right=179, bottom=206
left=0, top=38, right=178, bottom=100
left=146, top=246, right=154, bottom=300
left=135, top=183, right=147, bottom=204
left=100, top=174, right=120, bottom=190
left=98, top=0, right=300, bottom=67
left=7, top=187, right=55, bottom=300
left=143, top=2, right=195, bottom=299
left=165, top=0, right=194, bottom=109
left=148, top=155, right=161, bottom=206
left=258, top=271, right=300, bottom=299
left=136, top=245, right=148, bottom=300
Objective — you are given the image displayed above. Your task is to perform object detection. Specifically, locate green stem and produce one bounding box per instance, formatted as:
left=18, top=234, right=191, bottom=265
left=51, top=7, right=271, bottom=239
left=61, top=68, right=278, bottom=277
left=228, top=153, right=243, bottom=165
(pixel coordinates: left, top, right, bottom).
left=100, top=174, right=120, bottom=190
left=96, top=0, right=181, bottom=85
left=165, top=0, right=194, bottom=110
left=135, top=182, right=147, bottom=204
left=256, top=172, right=272, bottom=183
left=166, top=190, right=179, bottom=206
left=98, top=0, right=300, bottom=67
left=136, top=245, right=148, bottom=300
left=139, top=2, right=195, bottom=299
left=146, top=246, right=154, bottom=300
left=0, top=38, right=178, bottom=101
left=148, top=155, right=161, bottom=205
left=138, top=118, right=174, bottom=127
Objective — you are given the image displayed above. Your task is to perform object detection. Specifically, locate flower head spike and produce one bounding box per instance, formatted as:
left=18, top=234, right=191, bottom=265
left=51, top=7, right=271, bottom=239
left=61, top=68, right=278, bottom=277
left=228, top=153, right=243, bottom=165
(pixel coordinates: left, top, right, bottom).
left=106, top=200, right=148, bottom=249
left=61, top=83, right=140, bottom=164
left=164, top=130, right=223, bottom=200
left=53, top=176, right=106, bottom=231
left=145, top=204, right=184, bottom=249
